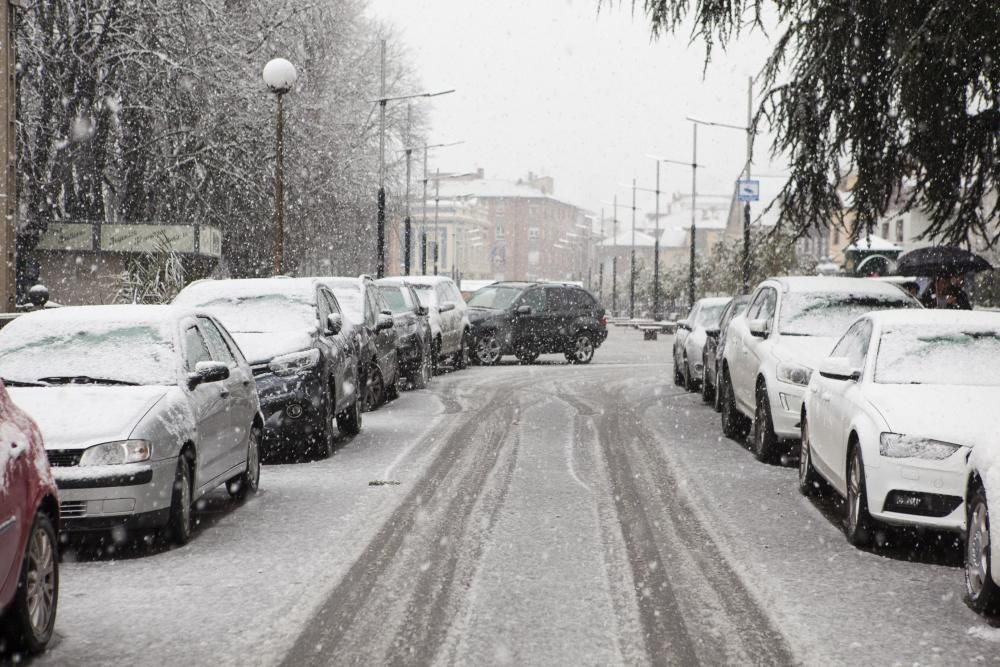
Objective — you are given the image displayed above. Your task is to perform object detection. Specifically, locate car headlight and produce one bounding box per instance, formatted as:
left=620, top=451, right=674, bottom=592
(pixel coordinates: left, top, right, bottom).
left=777, top=362, right=812, bottom=386
left=79, top=440, right=152, bottom=466
left=269, top=349, right=321, bottom=376
left=879, top=432, right=963, bottom=460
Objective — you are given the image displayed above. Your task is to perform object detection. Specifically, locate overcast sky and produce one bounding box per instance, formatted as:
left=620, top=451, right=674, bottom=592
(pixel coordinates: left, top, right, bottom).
left=366, top=0, right=785, bottom=221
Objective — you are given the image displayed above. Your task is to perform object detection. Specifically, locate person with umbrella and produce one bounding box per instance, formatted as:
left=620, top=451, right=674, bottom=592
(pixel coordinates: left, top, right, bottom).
left=896, top=246, right=992, bottom=310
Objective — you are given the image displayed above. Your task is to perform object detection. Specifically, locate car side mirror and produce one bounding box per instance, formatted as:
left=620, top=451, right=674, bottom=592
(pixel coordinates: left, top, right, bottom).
left=188, top=360, right=229, bottom=389
left=415, top=306, right=429, bottom=317
left=516, top=305, right=532, bottom=315
left=676, top=319, right=691, bottom=331
left=376, top=313, right=394, bottom=331
left=748, top=318, right=770, bottom=338
left=818, top=356, right=860, bottom=382
left=381, top=309, right=392, bottom=316
left=326, top=313, right=343, bottom=335
left=439, top=302, right=456, bottom=313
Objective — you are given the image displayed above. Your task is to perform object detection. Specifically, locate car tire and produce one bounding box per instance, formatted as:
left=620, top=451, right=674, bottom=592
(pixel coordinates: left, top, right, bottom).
left=683, top=357, right=697, bottom=392
left=431, top=337, right=442, bottom=375
left=385, top=366, right=400, bottom=401
left=966, top=481, right=1000, bottom=613
left=701, top=353, right=714, bottom=404
left=845, top=444, right=874, bottom=547
left=411, top=344, right=432, bottom=388
left=798, top=414, right=823, bottom=496
left=752, top=384, right=780, bottom=463
left=672, top=348, right=684, bottom=386
left=364, top=366, right=384, bottom=411
left=455, top=330, right=470, bottom=370
left=565, top=332, right=595, bottom=364
left=476, top=333, right=503, bottom=366
left=4, top=511, right=58, bottom=654
left=337, top=397, right=363, bottom=436
left=168, top=456, right=193, bottom=546
left=227, top=426, right=262, bottom=501
left=720, top=368, right=750, bottom=439
left=712, top=368, right=723, bottom=413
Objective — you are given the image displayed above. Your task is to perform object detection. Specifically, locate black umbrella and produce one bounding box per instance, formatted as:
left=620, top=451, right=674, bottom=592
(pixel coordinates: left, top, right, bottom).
left=895, top=246, right=993, bottom=277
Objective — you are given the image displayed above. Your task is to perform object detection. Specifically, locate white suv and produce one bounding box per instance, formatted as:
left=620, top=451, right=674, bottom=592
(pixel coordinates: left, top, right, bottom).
left=405, top=276, right=471, bottom=369
left=717, top=276, right=919, bottom=462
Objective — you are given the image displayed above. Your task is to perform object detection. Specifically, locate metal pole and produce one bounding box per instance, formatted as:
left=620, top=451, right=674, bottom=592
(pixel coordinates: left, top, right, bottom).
left=375, top=40, right=387, bottom=278
left=274, top=93, right=285, bottom=276
left=742, top=76, right=753, bottom=294
left=612, top=195, right=618, bottom=316
left=420, top=146, right=429, bottom=274
left=653, top=160, right=661, bottom=319
left=433, top=168, right=440, bottom=276
left=689, top=123, right=697, bottom=307
left=0, top=0, right=15, bottom=312
left=598, top=208, right=604, bottom=303
left=629, top=178, right=636, bottom=319
left=404, top=148, right=412, bottom=276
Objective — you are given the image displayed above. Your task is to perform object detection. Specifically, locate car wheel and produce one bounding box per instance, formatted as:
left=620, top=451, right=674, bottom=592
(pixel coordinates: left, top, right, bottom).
left=798, top=414, right=823, bottom=496
left=337, top=397, right=363, bottom=436
left=845, top=444, right=874, bottom=547
left=720, top=368, right=750, bottom=439
left=565, top=332, right=595, bottom=364
left=476, top=333, right=503, bottom=366
left=385, top=365, right=400, bottom=401
left=364, top=366, right=384, bottom=411
left=431, top=337, right=442, bottom=375
left=4, top=511, right=58, bottom=654
left=682, top=356, right=697, bottom=391
left=455, top=330, right=470, bottom=370
left=672, top=347, right=684, bottom=386
left=701, top=354, right=714, bottom=404
left=411, top=344, right=432, bottom=388
left=966, top=481, right=1000, bottom=613
left=752, top=383, right=780, bottom=463
left=227, top=426, right=262, bottom=501
left=712, top=368, right=723, bottom=413
left=168, top=456, right=193, bottom=545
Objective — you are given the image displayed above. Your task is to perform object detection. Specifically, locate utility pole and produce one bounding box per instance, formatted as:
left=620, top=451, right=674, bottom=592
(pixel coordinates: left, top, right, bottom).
left=421, top=146, right=429, bottom=274
left=653, top=160, right=661, bottom=319
left=629, top=178, right=637, bottom=319
left=0, top=0, right=15, bottom=312
left=612, top=195, right=618, bottom=316
left=598, top=207, right=604, bottom=303
left=742, top=76, right=753, bottom=294
left=376, top=39, right=387, bottom=278
left=403, top=105, right=412, bottom=275
left=689, top=122, right=697, bottom=308
left=433, top=168, right=441, bottom=276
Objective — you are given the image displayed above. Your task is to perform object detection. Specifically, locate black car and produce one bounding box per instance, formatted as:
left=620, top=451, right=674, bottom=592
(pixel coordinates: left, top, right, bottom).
left=322, top=276, right=399, bottom=410
left=173, top=277, right=363, bottom=461
left=467, top=282, right=607, bottom=365
left=376, top=278, right=433, bottom=388
left=702, top=293, right=751, bottom=408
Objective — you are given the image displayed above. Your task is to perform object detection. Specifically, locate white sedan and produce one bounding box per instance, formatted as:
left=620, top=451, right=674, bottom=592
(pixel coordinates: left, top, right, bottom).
left=671, top=296, right=731, bottom=391
left=800, top=311, right=1000, bottom=571
left=719, top=276, right=919, bottom=462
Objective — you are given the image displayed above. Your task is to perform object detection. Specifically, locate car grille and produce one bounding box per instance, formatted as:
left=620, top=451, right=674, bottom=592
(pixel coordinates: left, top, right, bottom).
left=60, top=500, right=87, bottom=517
left=47, top=450, right=82, bottom=467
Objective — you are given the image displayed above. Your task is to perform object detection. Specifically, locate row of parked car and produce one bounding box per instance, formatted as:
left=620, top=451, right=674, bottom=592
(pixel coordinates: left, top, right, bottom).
left=672, top=276, right=1000, bottom=614
left=0, top=273, right=612, bottom=655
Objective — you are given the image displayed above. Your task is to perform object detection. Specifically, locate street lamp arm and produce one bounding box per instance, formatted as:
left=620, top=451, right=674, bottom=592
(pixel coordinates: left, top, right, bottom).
left=370, top=89, right=456, bottom=104
left=685, top=116, right=749, bottom=132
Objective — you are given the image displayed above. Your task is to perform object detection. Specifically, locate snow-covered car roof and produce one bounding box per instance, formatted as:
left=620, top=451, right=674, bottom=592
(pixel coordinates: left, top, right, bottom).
left=696, top=296, right=732, bottom=307
left=174, top=277, right=320, bottom=303
left=866, top=309, right=1000, bottom=328
left=767, top=276, right=910, bottom=297
left=317, top=276, right=364, bottom=289
left=405, top=276, right=457, bottom=287
left=0, top=304, right=190, bottom=329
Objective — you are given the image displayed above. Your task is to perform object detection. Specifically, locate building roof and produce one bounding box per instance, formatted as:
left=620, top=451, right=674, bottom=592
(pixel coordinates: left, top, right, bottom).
left=845, top=235, right=901, bottom=252
left=436, top=178, right=579, bottom=209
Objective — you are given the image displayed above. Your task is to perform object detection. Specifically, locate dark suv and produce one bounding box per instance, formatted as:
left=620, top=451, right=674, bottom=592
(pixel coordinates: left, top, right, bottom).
left=467, top=282, right=607, bottom=365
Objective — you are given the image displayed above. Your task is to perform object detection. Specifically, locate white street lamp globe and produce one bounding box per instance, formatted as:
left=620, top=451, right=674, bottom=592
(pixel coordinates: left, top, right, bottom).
left=262, top=58, right=298, bottom=94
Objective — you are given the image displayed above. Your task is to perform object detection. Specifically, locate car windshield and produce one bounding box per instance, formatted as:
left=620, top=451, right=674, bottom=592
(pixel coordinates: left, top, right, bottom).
left=329, top=285, right=364, bottom=323
left=779, top=292, right=916, bottom=337
left=0, top=319, right=176, bottom=385
left=379, top=286, right=412, bottom=314
left=179, top=292, right=317, bottom=334
left=696, top=303, right=728, bottom=327
left=875, top=325, right=1000, bottom=386
left=467, top=286, right=523, bottom=310
left=411, top=284, right=438, bottom=306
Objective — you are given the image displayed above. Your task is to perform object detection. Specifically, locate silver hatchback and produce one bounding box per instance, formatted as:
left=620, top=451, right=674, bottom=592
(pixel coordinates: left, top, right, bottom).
left=0, top=305, right=264, bottom=545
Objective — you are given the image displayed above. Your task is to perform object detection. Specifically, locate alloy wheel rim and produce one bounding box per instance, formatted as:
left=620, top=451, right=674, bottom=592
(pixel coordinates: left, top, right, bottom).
left=969, top=502, right=990, bottom=595
left=799, top=426, right=810, bottom=483
left=575, top=336, right=593, bottom=361
left=848, top=454, right=861, bottom=529
left=248, top=431, right=261, bottom=489
left=478, top=337, right=501, bottom=363
left=26, top=525, right=55, bottom=635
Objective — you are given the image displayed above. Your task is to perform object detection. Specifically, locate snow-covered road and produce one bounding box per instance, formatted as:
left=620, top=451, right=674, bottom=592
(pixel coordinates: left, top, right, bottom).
left=34, top=329, right=1000, bottom=665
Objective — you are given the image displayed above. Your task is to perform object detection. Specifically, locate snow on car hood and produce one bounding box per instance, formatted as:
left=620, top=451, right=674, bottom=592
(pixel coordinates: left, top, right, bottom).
left=865, top=384, right=1000, bottom=449
left=7, top=385, right=168, bottom=450
left=231, top=330, right=314, bottom=365
left=772, top=335, right=838, bottom=369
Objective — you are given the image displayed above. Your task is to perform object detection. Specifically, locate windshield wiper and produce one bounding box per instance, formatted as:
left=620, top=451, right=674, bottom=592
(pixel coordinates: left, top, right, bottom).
left=37, top=376, right=139, bottom=386
left=778, top=332, right=811, bottom=336
left=0, top=377, right=48, bottom=387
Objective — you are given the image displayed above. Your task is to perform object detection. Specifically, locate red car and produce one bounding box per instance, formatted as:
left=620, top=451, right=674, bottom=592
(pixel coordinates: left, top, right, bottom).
left=0, top=380, right=59, bottom=655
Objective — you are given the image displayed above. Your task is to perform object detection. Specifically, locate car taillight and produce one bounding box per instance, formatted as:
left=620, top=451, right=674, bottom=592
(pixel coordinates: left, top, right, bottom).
left=600, top=316, right=608, bottom=326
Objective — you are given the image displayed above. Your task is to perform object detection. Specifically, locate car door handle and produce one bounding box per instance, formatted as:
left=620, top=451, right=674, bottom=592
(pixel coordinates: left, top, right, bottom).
left=220, top=390, right=231, bottom=398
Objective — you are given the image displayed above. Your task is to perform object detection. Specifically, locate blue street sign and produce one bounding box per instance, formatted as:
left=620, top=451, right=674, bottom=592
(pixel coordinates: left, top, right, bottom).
left=737, top=179, right=760, bottom=202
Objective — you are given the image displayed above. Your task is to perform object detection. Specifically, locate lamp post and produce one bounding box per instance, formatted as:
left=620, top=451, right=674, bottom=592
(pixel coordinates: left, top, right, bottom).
left=686, top=77, right=755, bottom=293
left=413, top=141, right=464, bottom=275
left=629, top=177, right=668, bottom=319
left=652, top=137, right=705, bottom=308
left=431, top=170, right=476, bottom=276
left=262, top=57, right=298, bottom=276
left=601, top=197, right=623, bottom=316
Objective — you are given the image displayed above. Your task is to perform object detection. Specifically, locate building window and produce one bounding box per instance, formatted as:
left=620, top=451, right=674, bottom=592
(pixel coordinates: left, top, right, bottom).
left=495, top=223, right=505, bottom=239
left=528, top=227, right=540, bottom=239
left=833, top=227, right=841, bottom=245
left=881, top=222, right=890, bottom=239
left=495, top=202, right=505, bottom=216
left=895, top=220, right=904, bottom=243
